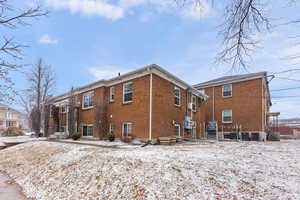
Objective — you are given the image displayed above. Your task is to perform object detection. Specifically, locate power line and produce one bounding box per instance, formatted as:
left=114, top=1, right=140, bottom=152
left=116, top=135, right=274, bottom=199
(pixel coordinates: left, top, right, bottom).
left=269, top=69, right=300, bottom=75
left=272, top=95, right=300, bottom=98
left=275, top=77, right=300, bottom=82
left=271, top=86, right=300, bottom=91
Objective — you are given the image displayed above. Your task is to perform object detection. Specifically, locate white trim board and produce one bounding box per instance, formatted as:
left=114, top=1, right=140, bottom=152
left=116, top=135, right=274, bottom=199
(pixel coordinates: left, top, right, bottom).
left=51, top=64, right=206, bottom=104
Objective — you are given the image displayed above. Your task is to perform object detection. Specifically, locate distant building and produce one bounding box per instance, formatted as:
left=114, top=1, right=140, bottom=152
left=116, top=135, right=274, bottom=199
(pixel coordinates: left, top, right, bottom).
left=0, top=104, right=27, bottom=131
left=275, top=118, right=300, bottom=135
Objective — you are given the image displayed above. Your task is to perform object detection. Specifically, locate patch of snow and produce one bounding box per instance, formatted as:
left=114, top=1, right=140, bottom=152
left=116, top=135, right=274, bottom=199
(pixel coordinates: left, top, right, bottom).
left=0, top=136, right=47, bottom=143
left=59, top=139, right=137, bottom=147
left=0, top=140, right=299, bottom=200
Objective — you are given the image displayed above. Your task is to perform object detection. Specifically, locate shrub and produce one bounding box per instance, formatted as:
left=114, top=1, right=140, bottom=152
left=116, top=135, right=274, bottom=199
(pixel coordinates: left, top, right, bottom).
left=108, top=131, right=115, bottom=142
left=71, top=133, right=81, bottom=141
left=1, top=127, right=24, bottom=137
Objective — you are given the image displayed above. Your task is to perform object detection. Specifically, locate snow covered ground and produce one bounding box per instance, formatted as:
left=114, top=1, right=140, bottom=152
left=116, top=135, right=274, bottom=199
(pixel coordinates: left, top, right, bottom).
left=59, top=139, right=140, bottom=148
left=0, top=140, right=299, bottom=200
left=0, top=136, right=47, bottom=143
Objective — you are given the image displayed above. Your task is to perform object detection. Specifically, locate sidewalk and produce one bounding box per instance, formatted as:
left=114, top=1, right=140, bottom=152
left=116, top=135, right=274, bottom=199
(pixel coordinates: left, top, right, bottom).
left=0, top=172, right=28, bottom=200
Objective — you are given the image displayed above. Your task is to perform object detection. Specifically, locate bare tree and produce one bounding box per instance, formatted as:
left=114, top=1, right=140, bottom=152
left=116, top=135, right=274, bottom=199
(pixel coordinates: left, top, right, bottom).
left=67, top=87, right=77, bottom=137
left=26, top=58, right=56, bottom=135
left=95, top=103, right=107, bottom=139
left=94, top=89, right=109, bottom=139
left=217, top=0, right=271, bottom=71
left=0, top=0, right=47, bottom=102
left=18, top=89, right=35, bottom=130
left=175, top=0, right=299, bottom=70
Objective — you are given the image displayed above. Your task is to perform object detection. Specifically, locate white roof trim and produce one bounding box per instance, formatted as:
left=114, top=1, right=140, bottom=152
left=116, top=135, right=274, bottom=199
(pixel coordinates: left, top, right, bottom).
left=194, top=75, right=266, bottom=89
left=51, top=64, right=206, bottom=103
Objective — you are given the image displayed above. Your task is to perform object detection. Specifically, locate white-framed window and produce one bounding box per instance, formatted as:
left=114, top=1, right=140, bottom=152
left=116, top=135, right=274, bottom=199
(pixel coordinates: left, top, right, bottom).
left=123, top=82, right=133, bottom=103
left=109, top=123, right=114, bottom=134
left=174, top=124, right=181, bottom=137
left=82, top=125, right=93, bottom=137
left=222, top=110, right=232, bottom=123
left=6, top=112, right=12, bottom=119
left=174, top=87, right=180, bottom=106
left=109, top=87, right=115, bottom=102
left=222, top=84, right=232, bottom=97
left=60, top=105, right=67, bottom=113
left=192, top=123, right=197, bottom=139
left=122, top=122, right=132, bottom=137
left=192, top=95, right=197, bottom=112
left=82, top=92, right=94, bottom=109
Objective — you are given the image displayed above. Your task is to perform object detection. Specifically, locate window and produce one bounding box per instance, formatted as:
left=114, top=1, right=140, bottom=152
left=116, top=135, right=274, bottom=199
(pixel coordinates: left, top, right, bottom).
left=6, top=112, right=12, bottom=119
left=122, top=123, right=132, bottom=137
left=109, top=87, right=115, bottom=102
left=123, top=82, right=133, bottom=103
left=222, top=84, right=232, bottom=97
left=174, top=124, right=181, bottom=137
left=83, top=92, right=94, bottom=108
left=109, top=123, right=114, bottom=134
left=192, top=124, right=197, bottom=139
left=60, top=105, right=67, bottom=113
left=6, top=121, right=16, bottom=127
left=192, top=95, right=197, bottom=112
left=82, top=125, right=93, bottom=136
left=174, top=87, right=180, bottom=106
left=222, top=110, right=232, bottom=123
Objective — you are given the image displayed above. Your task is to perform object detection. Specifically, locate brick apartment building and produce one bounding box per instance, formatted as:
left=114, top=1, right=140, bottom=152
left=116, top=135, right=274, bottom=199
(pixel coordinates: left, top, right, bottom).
left=193, top=72, right=272, bottom=137
left=47, top=64, right=207, bottom=140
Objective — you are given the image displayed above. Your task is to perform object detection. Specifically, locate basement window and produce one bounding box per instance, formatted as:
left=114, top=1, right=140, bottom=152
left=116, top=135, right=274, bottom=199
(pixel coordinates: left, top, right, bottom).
left=122, top=122, right=132, bottom=137
left=123, top=82, right=133, bottom=103
left=109, top=123, right=115, bottom=134
left=222, top=84, right=232, bottom=97
left=222, top=110, right=232, bottom=123
left=174, top=87, right=181, bottom=106
left=82, top=125, right=93, bottom=137
left=174, top=124, right=181, bottom=137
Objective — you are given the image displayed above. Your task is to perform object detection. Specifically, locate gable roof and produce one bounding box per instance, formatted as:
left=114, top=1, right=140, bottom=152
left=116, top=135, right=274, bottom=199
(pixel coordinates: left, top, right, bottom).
left=193, top=72, right=267, bottom=88
left=0, top=103, right=22, bottom=114
left=193, top=71, right=272, bottom=106
left=51, top=64, right=207, bottom=103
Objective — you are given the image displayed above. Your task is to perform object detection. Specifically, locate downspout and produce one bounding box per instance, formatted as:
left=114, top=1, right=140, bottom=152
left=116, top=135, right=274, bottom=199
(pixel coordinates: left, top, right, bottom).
left=190, top=91, right=193, bottom=120
left=149, top=72, right=153, bottom=141
left=212, top=87, right=215, bottom=121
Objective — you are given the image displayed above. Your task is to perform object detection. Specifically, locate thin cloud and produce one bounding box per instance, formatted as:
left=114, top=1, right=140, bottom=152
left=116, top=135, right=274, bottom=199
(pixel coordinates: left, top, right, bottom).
left=44, top=0, right=212, bottom=21
left=39, top=34, right=58, bottom=44
left=45, top=0, right=124, bottom=20
left=88, top=66, right=132, bottom=80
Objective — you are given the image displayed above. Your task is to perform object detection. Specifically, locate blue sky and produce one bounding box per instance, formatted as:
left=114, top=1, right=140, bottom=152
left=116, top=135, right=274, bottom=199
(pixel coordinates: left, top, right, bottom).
left=9, top=0, right=300, bottom=118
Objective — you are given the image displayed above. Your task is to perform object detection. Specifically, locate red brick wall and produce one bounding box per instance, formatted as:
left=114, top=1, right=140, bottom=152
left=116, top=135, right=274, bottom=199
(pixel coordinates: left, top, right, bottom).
left=106, top=75, right=150, bottom=139
left=203, top=78, right=264, bottom=132
left=49, top=73, right=206, bottom=140
left=152, top=74, right=206, bottom=139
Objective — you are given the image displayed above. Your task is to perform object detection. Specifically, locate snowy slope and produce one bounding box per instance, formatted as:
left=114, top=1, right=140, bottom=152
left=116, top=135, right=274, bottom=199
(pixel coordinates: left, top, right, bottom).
left=0, top=141, right=299, bottom=200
